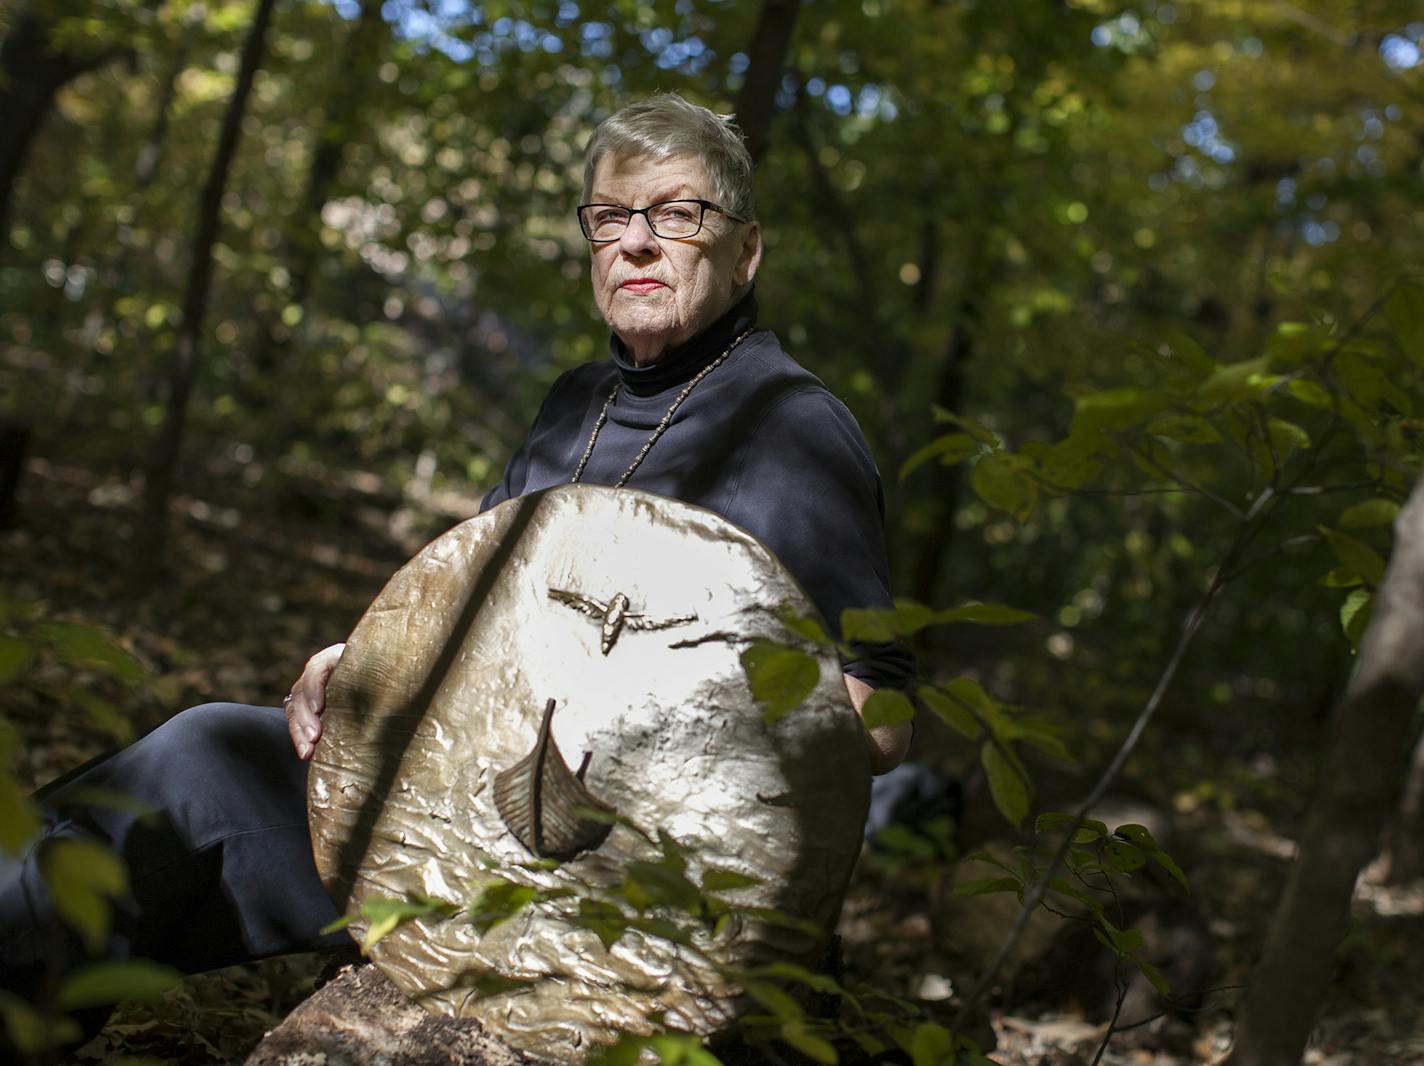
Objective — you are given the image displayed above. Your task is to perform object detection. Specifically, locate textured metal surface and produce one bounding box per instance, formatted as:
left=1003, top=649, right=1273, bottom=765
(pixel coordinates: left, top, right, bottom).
left=308, top=485, right=870, bottom=1063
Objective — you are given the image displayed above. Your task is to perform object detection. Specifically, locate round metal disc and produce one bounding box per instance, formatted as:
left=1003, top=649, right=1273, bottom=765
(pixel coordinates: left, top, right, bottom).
left=309, top=484, right=870, bottom=1062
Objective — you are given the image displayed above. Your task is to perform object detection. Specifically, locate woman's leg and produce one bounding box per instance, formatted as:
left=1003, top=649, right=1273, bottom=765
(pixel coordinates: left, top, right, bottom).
left=0, top=701, right=346, bottom=1001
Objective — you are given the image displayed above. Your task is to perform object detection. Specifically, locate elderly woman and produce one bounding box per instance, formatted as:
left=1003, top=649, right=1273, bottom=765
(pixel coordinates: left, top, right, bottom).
left=0, top=93, right=910, bottom=1014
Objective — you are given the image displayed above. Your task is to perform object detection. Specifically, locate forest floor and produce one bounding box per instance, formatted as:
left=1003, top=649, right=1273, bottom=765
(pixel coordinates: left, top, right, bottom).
left=4, top=456, right=1424, bottom=1065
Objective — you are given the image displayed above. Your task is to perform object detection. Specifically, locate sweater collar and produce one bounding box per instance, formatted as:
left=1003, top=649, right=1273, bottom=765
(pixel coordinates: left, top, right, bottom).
left=609, top=290, right=758, bottom=397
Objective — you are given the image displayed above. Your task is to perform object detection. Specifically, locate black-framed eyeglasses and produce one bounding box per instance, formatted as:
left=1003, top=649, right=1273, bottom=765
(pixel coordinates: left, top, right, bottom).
left=576, top=199, right=749, bottom=242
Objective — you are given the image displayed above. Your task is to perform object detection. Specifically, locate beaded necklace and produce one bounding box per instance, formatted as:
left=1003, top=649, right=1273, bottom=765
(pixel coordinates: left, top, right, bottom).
left=570, top=325, right=755, bottom=487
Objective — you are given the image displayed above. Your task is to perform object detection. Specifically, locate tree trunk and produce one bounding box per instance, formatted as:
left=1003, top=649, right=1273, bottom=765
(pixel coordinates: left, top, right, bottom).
left=134, top=0, right=279, bottom=584
left=1226, top=470, right=1424, bottom=1066
left=0, top=7, right=125, bottom=253
left=0, top=418, right=30, bottom=529
left=247, top=0, right=386, bottom=412
left=733, top=0, right=801, bottom=165
left=906, top=246, right=992, bottom=604
left=1384, top=730, right=1424, bottom=883
left=246, top=963, right=527, bottom=1066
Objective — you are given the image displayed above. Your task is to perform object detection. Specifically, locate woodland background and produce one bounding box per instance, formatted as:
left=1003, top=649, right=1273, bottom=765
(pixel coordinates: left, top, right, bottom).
left=1, top=0, right=1423, bottom=1063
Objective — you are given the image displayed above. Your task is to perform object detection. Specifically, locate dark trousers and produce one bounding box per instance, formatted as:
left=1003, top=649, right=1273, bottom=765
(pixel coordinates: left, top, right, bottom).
left=0, top=702, right=346, bottom=1003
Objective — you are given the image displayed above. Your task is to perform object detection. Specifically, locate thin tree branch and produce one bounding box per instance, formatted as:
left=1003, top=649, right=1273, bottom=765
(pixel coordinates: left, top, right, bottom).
left=951, top=503, right=1267, bottom=1032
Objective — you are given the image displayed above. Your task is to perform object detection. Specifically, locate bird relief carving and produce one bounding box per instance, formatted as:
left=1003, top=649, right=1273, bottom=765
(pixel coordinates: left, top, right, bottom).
left=548, top=587, right=696, bottom=654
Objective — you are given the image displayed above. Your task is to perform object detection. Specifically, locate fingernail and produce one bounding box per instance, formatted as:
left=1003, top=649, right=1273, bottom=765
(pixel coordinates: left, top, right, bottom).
left=305, top=725, right=319, bottom=741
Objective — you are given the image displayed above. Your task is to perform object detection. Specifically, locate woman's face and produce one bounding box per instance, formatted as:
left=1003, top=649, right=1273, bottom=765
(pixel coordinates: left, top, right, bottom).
left=588, top=153, right=761, bottom=366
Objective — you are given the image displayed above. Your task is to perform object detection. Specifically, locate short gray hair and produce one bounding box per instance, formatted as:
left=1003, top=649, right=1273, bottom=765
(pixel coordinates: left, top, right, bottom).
left=581, top=93, right=756, bottom=219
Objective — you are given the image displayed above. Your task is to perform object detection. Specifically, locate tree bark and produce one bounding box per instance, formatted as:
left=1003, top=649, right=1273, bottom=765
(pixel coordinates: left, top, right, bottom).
left=0, top=6, right=126, bottom=253
left=246, top=963, right=528, bottom=1066
left=0, top=418, right=30, bottom=529
left=1384, top=730, right=1424, bottom=883
left=1226, top=470, right=1424, bottom=1066
left=733, top=0, right=801, bottom=165
left=248, top=0, right=386, bottom=406
left=906, top=240, right=994, bottom=604
left=134, top=0, right=279, bottom=583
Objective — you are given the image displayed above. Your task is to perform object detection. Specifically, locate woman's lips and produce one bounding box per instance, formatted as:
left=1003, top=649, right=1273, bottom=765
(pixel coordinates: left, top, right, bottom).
left=619, top=279, right=667, bottom=294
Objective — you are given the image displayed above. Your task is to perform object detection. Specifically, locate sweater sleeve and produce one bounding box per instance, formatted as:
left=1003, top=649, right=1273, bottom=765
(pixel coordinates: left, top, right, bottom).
left=725, top=387, right=915, bottom=689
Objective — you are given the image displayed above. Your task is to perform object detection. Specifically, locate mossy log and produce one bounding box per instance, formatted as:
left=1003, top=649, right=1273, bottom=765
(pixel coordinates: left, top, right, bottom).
left=246, top=963, right=530, bottom=1066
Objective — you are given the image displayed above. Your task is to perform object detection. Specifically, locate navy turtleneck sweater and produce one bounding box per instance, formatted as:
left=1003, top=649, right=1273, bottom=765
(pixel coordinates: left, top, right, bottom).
left=480, top=292, right=912, bottom=688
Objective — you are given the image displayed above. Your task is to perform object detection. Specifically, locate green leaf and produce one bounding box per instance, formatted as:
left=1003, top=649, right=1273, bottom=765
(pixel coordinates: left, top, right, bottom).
left=930, top=406, right=1000, bottom=445
left=571, top=898, right=630, bottom=951
left=952, top=876, right=1022, bottom=897
left=74, top=691, right=132, bottom=744
left=1319, top=526, right=1386, bottom=586
left=1146, top=414, right=1220, bottom=443
left=861, top=689, right=915, bottom=729
left=702, top=868, right=760, bottom=893
left=1070, top=388, right=1171, bottom=434
left=1130, top=438, right=1174, bottom=479
left=1266, top=321, right=1329, bottom=365
left=1339, top=498, right=1400, bottom=529
left=744, top=980, right=804, bottom=1022
left=627, top=914, right=694, bottom=946
left=740, top=961, right=844, bottom=996
left=971, top=453, right=1038, bottom=522
left=1266, top=417, right=1311, bottom=455
left=1103, top=840, right=1147, bottom=872
left=851, top=1033, right=888, bottom=1056
left=36, top=622, right=144, bottom=685
left=934, top=602, right=1036, bottom=625
left=0, top=635, right=34, bottom=685
left=900, top=432, right=981, bottom=481
left=1048, top=877, right=1104, bottom=919
left=320, top=913, right=355, bottom=935
left=1341, top=588, right=1373, bottom=650
left=1164, top=331, right=1217, bottom=378
left=0, top=992, right=82, bottom=1054
left=622, top=861, right=703, bottom=914
left=841, top=599, right=1031, bottom=643
left=982, top=743, right=1029, bottom=829
left=872, top=823, right=937, bottom=860
left=40, top=840, right=128, bottom=952
left=1094, top=921, right=1144, bottom=956
left=1196, top=356, right=1272, bottom=402
left=1113, top=823, right=1159, bottom=849
left=1286, top=377, right=1333, bottom=408
left=918, top=683, right=985, bottom=740
left=734, top=906, right=825, bottom=937
left=909, top=1021, right=955, bottom=1066
left=1319, top=568, right=1364, bottom=588
left=1006, top=722, right=1075, bottom=765
left=0, top=774, right=39, bottom=853
left=781, top=1021, right=838, bottom=1064
left=741, top=641, right=820, bottom=725
left=360, top=894, right=458, bottom=950
left=1036, top=812, right=1107, bottom=840
left=657, top=829, right=690, bottom=873
left=839, top=607, right=899, bottom=643
left=1339, top=353, right=1385, bottom=409
left=468, top=880, right=541, bottom=934
left=776, top=609, right=832, bottom=647
left=1149, top=847, right=1191, bottom=892
left=1032, top=432, right=1112, bottom=490
left=646, top=1034, right=724, bottom=1066
left=57, top=959, right=180, bottom=1010
left=1136, top=958, right=1172, bottom=996
left=1386, top=283, right=1424, bottom=365
left=840, top=601, right=929, bottom=641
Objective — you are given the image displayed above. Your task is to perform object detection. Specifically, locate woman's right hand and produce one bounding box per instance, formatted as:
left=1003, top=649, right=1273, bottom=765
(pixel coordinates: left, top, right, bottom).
left=285, top=643, right=346, bottom=760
